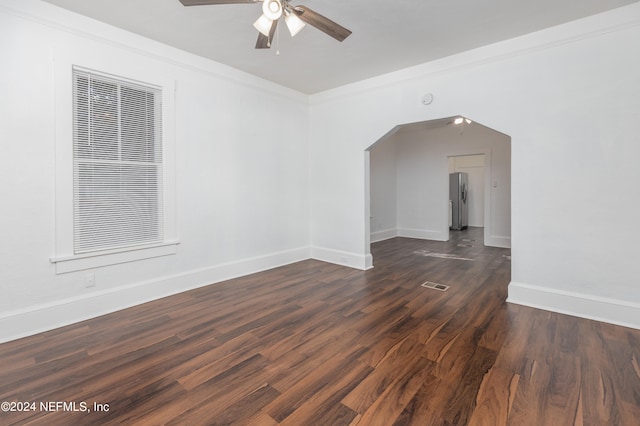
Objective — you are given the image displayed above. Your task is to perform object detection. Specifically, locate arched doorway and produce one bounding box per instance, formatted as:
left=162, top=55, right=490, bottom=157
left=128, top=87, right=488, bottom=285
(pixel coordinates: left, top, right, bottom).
left=365, top=116, right=511, bottom=266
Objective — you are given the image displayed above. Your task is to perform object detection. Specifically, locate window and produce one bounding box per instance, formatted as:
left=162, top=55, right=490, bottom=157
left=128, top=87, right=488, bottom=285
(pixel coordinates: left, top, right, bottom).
left=72, top=69, right=163, bottom=254
left=52, top=61, right=177, bottom=274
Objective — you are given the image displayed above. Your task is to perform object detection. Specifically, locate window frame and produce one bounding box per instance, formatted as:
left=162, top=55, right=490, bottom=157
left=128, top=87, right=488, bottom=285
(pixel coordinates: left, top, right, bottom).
left=51, top=56, right=178, bottom=274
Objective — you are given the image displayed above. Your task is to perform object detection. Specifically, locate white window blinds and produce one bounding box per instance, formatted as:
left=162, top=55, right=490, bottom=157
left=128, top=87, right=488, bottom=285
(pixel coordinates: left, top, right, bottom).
left=72, top=68, right=163, bottom=254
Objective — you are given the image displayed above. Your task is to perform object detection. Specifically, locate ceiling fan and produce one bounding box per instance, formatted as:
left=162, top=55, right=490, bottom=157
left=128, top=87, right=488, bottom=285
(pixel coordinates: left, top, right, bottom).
left=178, top=0, right=352, bottom=49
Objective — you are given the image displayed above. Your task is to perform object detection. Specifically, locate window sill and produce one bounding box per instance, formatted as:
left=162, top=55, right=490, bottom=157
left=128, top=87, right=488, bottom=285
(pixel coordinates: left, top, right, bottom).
left=50, top=241, right=180, bottom=274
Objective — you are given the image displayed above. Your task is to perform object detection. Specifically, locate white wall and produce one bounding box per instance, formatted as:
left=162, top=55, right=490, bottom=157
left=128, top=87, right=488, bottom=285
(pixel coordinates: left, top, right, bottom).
left=0, top=0, right=310, bottom=342
left=309, top=4, right=640, bottom=328
left=369, top=140, right=397, bottom=242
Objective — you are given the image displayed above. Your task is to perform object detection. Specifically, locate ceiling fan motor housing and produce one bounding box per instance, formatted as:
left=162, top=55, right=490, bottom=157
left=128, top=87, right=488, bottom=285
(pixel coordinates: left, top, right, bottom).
left=263, top=0, right=283, bottom=20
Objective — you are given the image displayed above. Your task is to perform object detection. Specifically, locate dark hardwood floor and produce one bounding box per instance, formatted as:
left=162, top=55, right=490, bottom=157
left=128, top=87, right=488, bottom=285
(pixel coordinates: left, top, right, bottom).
left=1, top=228, right=639, bottom=425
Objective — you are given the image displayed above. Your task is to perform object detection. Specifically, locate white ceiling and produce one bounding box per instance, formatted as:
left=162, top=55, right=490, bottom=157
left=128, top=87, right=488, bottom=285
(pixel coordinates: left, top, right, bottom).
left=41, top=0, right=637, bottom=94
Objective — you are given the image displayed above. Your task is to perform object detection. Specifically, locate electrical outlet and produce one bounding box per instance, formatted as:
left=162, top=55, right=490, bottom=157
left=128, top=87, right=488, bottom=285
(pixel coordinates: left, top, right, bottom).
left=85, top=272, right=95, bottom=288
left=340, top=256, right=348, bottom=263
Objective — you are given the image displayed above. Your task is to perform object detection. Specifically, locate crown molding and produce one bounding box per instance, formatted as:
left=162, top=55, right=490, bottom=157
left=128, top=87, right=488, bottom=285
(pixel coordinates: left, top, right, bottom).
left=0, top=0, right=308, bottom=104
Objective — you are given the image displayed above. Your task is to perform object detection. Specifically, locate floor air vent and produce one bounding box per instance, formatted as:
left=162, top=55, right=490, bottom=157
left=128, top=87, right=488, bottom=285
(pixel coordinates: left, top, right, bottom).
left=421, top=281, right=450, bottom=291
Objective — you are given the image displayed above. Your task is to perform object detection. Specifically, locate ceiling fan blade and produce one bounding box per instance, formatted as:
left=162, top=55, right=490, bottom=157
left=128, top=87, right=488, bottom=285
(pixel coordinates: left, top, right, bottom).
left=179, top=0, right=258, bottom=6
left=292, top=5, right=351, bottom=42
left=255, top=32, right=270, bottom=49
left=255, top=19, right=278, bottom=49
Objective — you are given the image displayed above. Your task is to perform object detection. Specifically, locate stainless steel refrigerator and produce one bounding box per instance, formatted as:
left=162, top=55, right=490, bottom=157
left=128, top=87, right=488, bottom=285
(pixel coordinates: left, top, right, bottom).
left=449, top=172, right=469, bottom=230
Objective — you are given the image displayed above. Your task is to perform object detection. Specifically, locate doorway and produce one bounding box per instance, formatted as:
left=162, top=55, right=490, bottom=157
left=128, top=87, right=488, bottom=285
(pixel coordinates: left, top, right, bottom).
left=448, top=154, right=485, bottom=228
left=366, top=116, right=511, bottom=266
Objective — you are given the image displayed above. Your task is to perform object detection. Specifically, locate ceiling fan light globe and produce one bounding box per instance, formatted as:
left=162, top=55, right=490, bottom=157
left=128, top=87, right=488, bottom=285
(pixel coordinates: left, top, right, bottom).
left=253, top=14, right=273, bottom=37
left=285, top=11, right=305, bottom=37
left=262, top=0, right=282, bottom=20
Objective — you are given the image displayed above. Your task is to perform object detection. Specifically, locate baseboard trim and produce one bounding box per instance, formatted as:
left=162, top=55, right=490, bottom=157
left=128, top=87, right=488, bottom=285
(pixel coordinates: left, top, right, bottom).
left=507, top=281, right=640, bottom=330
left=397, top=228, right=447, bottom=242
left=485, top=235, right=511, bottom=249
left=310, top=246, right=373, bottom=271
left=370, top=228, right=397, bottom=243
left=0, top=247, right=311, bottom=343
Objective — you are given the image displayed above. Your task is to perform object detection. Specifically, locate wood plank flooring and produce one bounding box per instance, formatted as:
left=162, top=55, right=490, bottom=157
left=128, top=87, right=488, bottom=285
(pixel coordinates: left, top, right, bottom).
left=1, top=228, right=639, bottom=425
